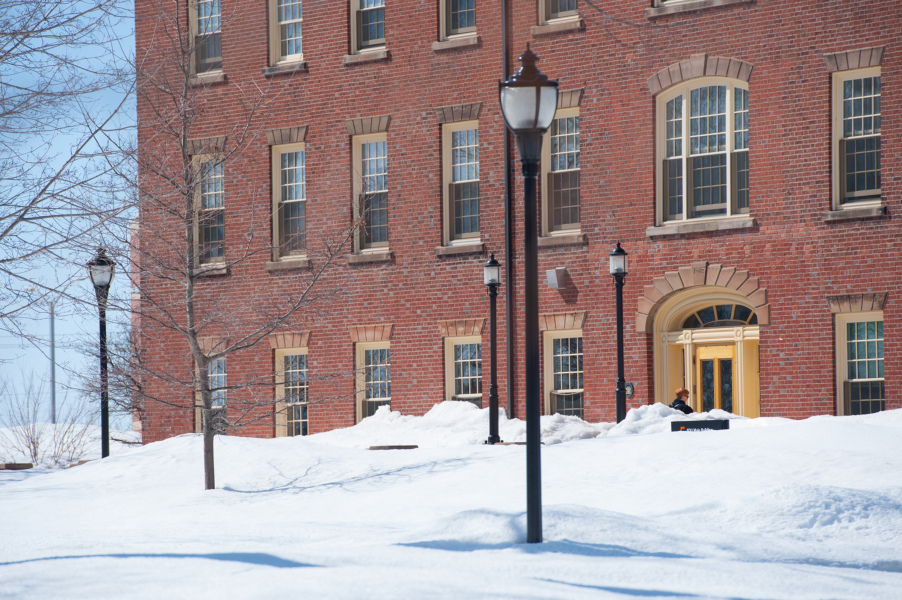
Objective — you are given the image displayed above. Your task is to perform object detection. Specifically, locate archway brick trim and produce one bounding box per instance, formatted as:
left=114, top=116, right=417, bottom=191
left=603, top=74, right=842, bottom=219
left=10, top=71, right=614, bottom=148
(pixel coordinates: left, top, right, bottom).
left=636, top=261, right=769, bottom=333
left=647, top=54, right=754, bottom=96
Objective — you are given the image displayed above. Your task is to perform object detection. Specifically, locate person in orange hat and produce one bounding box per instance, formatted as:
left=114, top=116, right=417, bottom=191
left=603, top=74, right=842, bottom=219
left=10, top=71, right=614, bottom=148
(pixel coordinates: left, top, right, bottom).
left=669, top=387, right=694, bottom=414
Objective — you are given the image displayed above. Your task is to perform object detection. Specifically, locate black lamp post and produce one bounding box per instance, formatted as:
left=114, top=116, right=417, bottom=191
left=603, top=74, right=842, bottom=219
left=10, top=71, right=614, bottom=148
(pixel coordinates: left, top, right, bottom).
left=609, top=243, right=628, bottom=423
left=87, top=247, right=115, bottom=458
left=483, top=254, right=503, bottom=445
left=499, top=45, right=558, bottom=544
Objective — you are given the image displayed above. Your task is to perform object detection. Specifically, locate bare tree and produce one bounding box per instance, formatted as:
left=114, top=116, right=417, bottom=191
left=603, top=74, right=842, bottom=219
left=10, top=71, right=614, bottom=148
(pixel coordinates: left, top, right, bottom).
left=0, top=0, right=132, bottom=344
left=0, top=373, right=94, bottom=467
left=113, top=0, right=357, bottom=490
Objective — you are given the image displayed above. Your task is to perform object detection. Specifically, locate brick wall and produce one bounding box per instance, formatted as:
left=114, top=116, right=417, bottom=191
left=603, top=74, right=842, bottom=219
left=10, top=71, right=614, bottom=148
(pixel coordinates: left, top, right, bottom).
left=135, top=0, right=901, bottom=443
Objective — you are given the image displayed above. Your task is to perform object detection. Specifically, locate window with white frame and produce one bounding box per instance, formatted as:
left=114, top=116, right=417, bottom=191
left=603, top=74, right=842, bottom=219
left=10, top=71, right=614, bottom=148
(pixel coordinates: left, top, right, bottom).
left=352, top=0, right=385, bottom=53
left=833, top=68, right=881, bottom=207
left=444, top=337, right=482, bottom=405
left=657, top=79, right=749, bottom=223
left=540, top=0, right=578, bottom=23
left=208, top=357, right=227, bottom=432
left=442, top=0, right=476, bottom=38
left=357, top=341, right=390, bottom=420
left=836, top=312, right=885, bottom=416
left=542, top=108, right=580, bottom=233
left=270, top=0, right=303, bottom=64
left=543, top=331, right=583, bottom=418
left=443, top=122, right=479, bottom=243
left=197, top=158, right=225, bottom=263
left=191, top=0, right=222, bottom=73
left=354, top=134, right=389, bottom=250
left=275, top=349, right=309, bottom=436
left=273, top=143, right=306, bottom=257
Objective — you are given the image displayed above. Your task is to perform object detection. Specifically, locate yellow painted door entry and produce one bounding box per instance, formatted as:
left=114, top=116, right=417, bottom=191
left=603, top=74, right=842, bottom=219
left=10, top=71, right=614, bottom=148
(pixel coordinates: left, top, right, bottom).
left=695, top=345, right=735, bottom=413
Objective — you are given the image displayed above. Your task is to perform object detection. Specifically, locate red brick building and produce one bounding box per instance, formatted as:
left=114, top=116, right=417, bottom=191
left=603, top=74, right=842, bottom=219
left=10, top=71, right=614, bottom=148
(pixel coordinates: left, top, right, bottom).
left=135, top=0, right=901, bottom=443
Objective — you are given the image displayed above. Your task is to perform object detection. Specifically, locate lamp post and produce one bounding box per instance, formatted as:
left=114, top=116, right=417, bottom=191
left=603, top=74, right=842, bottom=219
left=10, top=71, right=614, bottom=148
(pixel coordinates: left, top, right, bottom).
left=87, top=248, right=115, bottom=458
left=483, top=254, right=503, bottom=445
left=609, top=243, right=628, bottom=423
left=499, top=45, right=558, bottom=544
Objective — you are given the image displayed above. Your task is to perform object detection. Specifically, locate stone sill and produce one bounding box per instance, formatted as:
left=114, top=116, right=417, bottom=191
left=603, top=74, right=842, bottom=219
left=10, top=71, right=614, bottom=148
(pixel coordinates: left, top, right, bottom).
left=822, top=205, right=887, bottom=223
left=346, top=250, right=393, bottom=265
left=262, top=61, right=308, bottom=77
left=342, top=48, right=390, bottom=66
left=189, top=71, right=226, bottom=87
left=435, top=242, right=485, bottom=257
left=432, top=35, right=480, bottom=51
left=530, top=18, right=585, bottom=37
left=264, top=257, right=312, bottom=272
left=646, top=0, right=753, bottom=18
left=194, top=263, right=229, bottom=277
left=647, top=216, right=756, bottom=237
left=538, top=233, right=587, bottom=248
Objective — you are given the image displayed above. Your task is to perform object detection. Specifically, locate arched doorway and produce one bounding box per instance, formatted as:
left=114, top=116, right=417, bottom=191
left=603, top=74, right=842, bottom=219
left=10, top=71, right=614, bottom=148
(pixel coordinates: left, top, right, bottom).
left=653, top=288, right=761, bottom=417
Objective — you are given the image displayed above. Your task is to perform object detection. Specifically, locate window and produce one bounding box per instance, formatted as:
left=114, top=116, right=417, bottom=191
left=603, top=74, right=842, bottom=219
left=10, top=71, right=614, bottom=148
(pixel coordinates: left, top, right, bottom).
left=191, top=0, right=222, bottom=73
left=197, top=158, right=224, bottom=264
left=272, top=143, right=306, bottom=258
left=442, top=0, right=476, bottom=38
left=657, top=79, right=749, bottom=223
left=833, top=68, right=881, bottom=206
left=275, top=349, right=309, bottom=436
left=542, top=108, right=580, bottom=233
left=353, top=134, right=389, bottom=251
left=540, top=0, right=578, bottom=23
left=543, top=331, right=583, bottom=418
left=208, top=358, right=227, bottom=432
left=836, top=312, right=885, bottom=416
left=356, top=341, right=390, bottom=420
left=442, top=122, right=479, bottom=243
left=444, top=337, right=482, bottom=405
left=352, top=0, right=385, bottom=53
left=270, top=0, right=303, bottom=64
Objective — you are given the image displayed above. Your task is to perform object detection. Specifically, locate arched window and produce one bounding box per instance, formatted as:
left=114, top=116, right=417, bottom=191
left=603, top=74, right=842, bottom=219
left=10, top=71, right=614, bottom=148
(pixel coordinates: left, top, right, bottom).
left=657, top=78, right=749, bottom=223
left=681, top=304, right=758, bottom=329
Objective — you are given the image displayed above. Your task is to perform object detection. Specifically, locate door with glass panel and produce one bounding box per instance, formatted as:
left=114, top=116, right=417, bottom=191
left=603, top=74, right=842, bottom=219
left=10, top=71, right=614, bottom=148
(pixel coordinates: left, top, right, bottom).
left=695, top=345, right=735, bottom=413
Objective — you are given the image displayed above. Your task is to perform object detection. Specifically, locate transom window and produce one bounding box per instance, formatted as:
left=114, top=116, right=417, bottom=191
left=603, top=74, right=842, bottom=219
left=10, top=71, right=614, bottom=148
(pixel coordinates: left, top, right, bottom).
left=198, top=159, right=224, bottom=263
left=547, top=112, right=580, bottom=231
left=837, top=71, right=881, bottom=204
left=682, top=304, right=757, bottom=329
left=658, top=80, right=749, bottom=223
left=193, top=0, right=222, bottom=73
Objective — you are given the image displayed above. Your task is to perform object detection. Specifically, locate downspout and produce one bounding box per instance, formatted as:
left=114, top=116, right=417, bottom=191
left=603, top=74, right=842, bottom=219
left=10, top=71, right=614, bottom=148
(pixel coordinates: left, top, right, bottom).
left=502, top=0, right=515, bottom=419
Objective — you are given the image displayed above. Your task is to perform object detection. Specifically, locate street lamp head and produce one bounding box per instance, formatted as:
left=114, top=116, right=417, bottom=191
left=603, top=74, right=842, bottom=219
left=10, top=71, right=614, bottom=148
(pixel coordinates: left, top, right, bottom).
left=498, top=45, right=559, bottom=134
left=484, top=254, right=502, bottom=287
left=609, top=242, right=628, bottom=276
left=87, top=247, right=115, bottom=289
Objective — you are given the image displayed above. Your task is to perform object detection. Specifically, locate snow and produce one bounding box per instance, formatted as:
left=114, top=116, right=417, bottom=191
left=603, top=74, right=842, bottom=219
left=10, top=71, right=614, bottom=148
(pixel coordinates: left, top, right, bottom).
left=2, top=402, right=901, bottom=599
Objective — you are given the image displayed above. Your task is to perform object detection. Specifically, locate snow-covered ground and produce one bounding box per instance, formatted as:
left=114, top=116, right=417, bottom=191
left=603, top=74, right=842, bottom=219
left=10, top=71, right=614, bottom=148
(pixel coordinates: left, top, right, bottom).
left=2, top=402, right=901, bottom=599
